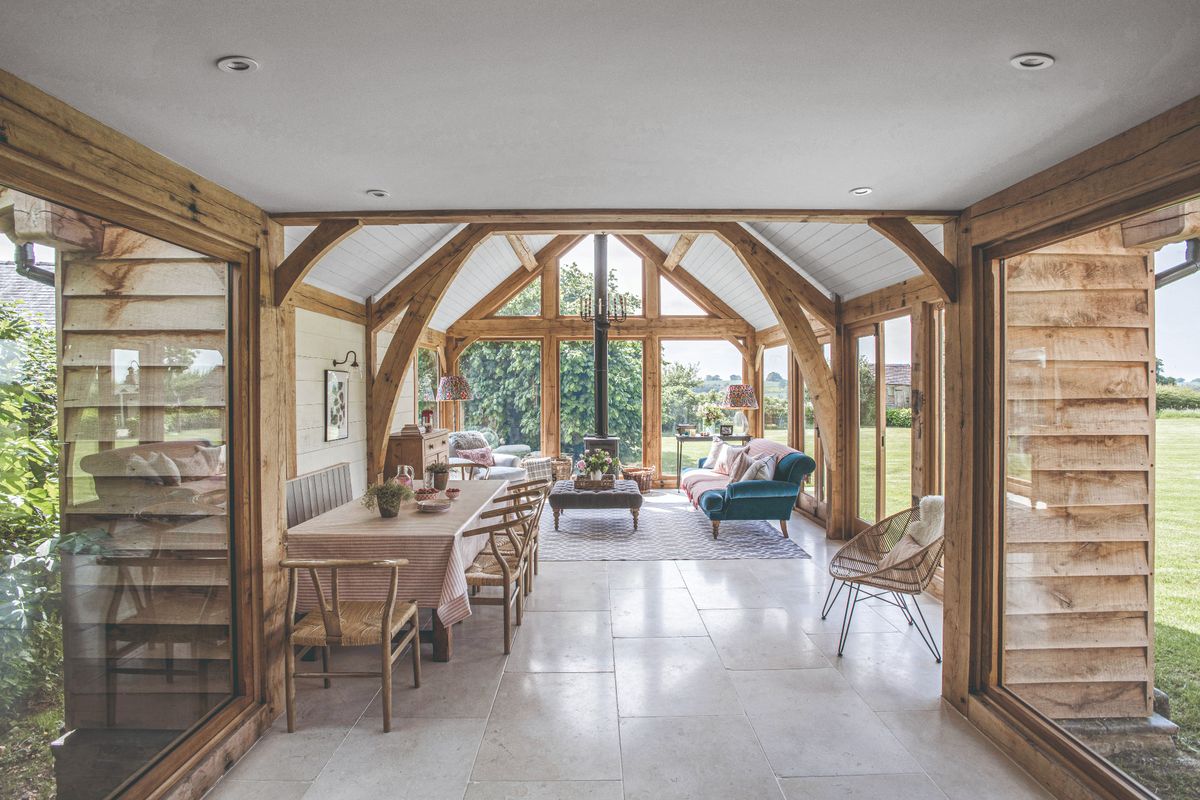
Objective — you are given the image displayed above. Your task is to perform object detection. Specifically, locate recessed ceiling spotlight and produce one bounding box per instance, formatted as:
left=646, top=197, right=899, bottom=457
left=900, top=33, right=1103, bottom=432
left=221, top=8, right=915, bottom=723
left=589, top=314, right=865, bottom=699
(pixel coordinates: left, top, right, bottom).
left=849, top=187, right=873, bottom=197
left=216, top=56, right=260, bottom=74
left=1010, top=52, right=1055, bottom=71
left=364, top=189, right=391, bottom=199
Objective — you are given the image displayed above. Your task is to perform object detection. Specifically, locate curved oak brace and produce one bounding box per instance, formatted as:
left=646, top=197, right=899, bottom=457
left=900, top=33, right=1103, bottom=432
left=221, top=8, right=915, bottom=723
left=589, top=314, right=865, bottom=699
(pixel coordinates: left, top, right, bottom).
left=713, top=222, right=839, bottom=471
left=868, top=217, right=957, bottom=303
left=710, top=223, right=836, bottom=328
left=368, top=224, right=494, bottom=477
left=273, top=219, right=362, bottom=306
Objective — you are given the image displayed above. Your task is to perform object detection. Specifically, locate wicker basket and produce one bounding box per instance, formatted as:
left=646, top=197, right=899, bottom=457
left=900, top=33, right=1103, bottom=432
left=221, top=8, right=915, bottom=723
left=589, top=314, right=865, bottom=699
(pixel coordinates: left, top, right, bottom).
left=550, top=457, right=574, bottom=481
left=621, top=465, right=656, bottom=493
left=573, top=474, right=616, bottom=491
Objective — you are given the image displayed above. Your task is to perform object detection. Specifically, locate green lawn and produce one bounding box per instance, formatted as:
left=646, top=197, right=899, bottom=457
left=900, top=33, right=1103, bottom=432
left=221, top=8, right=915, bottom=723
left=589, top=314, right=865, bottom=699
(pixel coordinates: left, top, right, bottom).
left=1152, top=418, right=1200, bottom=752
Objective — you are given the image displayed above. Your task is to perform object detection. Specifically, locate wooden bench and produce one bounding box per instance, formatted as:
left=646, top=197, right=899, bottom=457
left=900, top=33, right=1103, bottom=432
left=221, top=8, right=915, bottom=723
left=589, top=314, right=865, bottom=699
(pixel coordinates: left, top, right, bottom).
left=285, top=463, right=354, bottom=527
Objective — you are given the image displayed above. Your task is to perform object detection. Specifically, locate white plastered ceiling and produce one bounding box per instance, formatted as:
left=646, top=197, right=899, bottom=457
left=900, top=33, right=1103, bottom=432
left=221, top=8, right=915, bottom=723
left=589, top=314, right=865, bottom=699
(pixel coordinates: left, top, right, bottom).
left=283, top=223, right=944, bottom=331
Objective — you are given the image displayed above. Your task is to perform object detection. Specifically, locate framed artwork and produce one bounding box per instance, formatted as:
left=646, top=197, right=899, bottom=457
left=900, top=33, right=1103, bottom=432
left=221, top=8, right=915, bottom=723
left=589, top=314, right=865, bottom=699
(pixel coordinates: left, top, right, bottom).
left=719, top=424, right=734, bottom=437
left=325, top=370, right=350, bottom=441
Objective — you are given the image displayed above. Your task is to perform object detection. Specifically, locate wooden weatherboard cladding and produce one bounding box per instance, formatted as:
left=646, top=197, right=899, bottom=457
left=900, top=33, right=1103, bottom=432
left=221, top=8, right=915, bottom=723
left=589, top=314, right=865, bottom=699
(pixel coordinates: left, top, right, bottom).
left=1001, top=231, right=1155, bottom=720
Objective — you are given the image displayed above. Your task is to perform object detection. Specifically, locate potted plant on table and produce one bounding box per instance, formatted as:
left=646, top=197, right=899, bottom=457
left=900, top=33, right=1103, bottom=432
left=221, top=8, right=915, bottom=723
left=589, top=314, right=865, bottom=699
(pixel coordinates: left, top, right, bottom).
left=577, top=449, right=615, bottom=481
left=426, top=460, right=452, bottom=490
left=361, top=480, right=414, bottom=518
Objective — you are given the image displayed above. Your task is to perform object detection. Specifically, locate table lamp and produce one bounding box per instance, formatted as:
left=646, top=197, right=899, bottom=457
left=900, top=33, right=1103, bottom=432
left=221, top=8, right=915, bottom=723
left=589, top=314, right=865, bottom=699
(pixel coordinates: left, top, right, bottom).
left=721, top=384, right=758, bottom=436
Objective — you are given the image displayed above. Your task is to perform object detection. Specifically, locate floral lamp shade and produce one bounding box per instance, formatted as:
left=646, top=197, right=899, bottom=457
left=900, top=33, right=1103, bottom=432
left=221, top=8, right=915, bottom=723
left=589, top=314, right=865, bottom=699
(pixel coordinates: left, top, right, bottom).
left=434, top=375, right=472, bottom=402
left=721, top=384, right=759, bottom=410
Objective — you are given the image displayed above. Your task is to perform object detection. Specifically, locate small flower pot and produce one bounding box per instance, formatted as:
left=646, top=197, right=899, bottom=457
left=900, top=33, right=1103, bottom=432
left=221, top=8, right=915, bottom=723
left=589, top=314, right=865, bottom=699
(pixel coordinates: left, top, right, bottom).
left=378, top=504, right=400, bottom=518
left=432, top=472, right=450, bottom=490
left=590, top=470, right=603, bottom=481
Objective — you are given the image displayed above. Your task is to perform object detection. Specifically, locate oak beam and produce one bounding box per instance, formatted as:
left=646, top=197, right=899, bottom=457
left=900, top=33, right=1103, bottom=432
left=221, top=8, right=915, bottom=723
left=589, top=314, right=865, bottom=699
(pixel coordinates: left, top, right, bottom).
left=664, top=233, right=698, bottom=271
left=447, top=315, right=754, bottom=339
left=712, top=223, right=837, bottom=328
left=506, top=234, right=539, bottom=271
left=290, top=283, right=367, bottom=324
left=371, top=225, right=483, bottom=331
left=271, top=209, right=958, bottom=226
left=272, top=219, right=362, bottom=306
left=616, top=234, right=741, bottom=319
left=369, top=225, right=493, bottom=476
left=868, top=217, right=957, bottom=303
left=718, top=223, right=839, bottom=471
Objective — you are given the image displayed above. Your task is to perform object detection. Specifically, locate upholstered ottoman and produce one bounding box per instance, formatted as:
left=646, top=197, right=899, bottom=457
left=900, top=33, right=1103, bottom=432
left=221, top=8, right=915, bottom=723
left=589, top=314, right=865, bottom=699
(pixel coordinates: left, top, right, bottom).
left=548, top=479, right=644, bottom=530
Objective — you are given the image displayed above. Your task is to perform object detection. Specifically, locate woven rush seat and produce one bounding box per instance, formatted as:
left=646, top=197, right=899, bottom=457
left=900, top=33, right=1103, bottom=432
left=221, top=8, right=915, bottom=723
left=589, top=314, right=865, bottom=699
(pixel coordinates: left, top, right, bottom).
left=291, top=600, right=417, bottom=648
left=465, top=552, right=523, bottom=587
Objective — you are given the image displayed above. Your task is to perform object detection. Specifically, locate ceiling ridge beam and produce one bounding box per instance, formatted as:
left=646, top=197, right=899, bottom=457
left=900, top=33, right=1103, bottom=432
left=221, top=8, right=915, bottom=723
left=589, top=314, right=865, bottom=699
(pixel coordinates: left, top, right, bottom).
left=663, top=233, right=698, bottom=271
left=273, top=219, right=362, bottom=306
left=506, top=234, right=539, bottom=271
left=867, top=217, right=957, bottom=303
left=712, top=223, right=837, bottom=328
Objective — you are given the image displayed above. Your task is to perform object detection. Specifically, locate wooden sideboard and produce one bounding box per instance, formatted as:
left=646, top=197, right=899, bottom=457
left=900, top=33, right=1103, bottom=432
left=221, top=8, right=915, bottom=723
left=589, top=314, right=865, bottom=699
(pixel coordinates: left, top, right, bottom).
left=385, top=425, right=449, bottom=481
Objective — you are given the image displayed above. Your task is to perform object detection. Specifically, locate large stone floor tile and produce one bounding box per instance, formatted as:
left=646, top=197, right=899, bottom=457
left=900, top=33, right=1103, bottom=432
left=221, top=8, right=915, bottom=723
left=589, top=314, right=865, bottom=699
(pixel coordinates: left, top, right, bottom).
left=473, top=672, right=621, bottom=781
left=748, top=692, right=921, bottom=777
left=524, top=571, right=610, bottom=611
left=505, top=610, right=613, bottom=673
left=620, top=715, right=784, bottom=800
left=701, top=607, right=830, bottom=670
left=609, top=587, right=706, bottom=637
left=305, top=717, right=485, bottom=800
left=779, top=773, right=948, bottom=800
left=730, top=668, right=857, bottom=714
left=614, top=636, right=742, bottom=717
left=681, top=566, right=785, bottom=609
left=878, top=707, right=1051, bottom=800
left=464, top=780, right=624, bottom=800
left=606, top=559, right=686, bottom=589
left=226, top=728, right=349, bottom=782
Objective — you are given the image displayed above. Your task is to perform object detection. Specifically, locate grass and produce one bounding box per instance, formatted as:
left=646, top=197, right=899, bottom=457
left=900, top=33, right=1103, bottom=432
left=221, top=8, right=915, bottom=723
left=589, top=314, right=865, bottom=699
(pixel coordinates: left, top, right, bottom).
left=0, top=699, right=60, bottom=799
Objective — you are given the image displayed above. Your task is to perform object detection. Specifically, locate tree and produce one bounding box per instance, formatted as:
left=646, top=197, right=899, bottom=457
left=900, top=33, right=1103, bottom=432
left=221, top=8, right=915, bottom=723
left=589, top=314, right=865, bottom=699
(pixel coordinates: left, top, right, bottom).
left=858, top=354, right=877, bottom=425
left=1156, top=357, right=1178, bottom=386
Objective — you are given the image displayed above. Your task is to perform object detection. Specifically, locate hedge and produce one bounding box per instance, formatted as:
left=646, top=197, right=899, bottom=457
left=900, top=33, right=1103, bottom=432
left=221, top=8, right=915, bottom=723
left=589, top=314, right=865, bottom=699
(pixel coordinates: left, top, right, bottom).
left=1158, top=384, right=1200, bottom=411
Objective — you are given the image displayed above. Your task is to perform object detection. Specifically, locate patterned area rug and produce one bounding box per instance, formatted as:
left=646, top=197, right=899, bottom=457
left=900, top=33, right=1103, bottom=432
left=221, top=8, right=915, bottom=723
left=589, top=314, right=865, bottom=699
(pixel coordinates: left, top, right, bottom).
left=539, top=491, right=810, bottom=561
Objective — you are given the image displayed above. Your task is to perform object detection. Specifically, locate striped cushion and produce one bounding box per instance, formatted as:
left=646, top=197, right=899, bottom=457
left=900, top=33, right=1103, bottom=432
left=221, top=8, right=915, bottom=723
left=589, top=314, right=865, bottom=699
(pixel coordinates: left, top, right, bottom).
left=523, top=456, right=553, bottom=482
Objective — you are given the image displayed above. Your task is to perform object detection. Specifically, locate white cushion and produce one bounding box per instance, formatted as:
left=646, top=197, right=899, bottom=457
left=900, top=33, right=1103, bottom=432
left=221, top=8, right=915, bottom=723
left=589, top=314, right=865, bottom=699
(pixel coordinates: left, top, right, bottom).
left=148, top=451, right=182, bottom=486
left=878, top=533, right=927, bottom=571
left=703, top=437, right=724, bottom=469
left=712, top=443, right=748, bottom=475
left=910, top=495, right=945, bottom=547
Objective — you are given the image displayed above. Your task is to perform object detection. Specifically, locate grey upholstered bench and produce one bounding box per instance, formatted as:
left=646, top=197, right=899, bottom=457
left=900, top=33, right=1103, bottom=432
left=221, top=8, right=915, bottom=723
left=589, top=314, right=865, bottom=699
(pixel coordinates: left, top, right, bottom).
left=548, top=479, right=644, bottom=531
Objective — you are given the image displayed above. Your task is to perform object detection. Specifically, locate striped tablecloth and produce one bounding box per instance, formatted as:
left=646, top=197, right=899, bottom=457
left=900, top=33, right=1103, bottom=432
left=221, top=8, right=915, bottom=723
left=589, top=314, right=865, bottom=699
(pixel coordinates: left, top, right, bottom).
left=286, top=479, right=508, bottom=626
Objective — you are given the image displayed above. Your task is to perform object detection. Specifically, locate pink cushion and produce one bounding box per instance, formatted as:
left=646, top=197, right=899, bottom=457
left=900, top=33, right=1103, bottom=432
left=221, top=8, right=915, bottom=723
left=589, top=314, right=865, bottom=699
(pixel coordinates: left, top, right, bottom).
left=457, top=446, right=494, bottom=467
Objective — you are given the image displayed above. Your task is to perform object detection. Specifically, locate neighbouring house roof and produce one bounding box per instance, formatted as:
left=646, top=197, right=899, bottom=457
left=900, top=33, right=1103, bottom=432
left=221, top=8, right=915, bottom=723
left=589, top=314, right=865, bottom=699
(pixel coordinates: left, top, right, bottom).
left=885, top=363, right=912, bottom=387
left=0, top=263, right=55, bottom=327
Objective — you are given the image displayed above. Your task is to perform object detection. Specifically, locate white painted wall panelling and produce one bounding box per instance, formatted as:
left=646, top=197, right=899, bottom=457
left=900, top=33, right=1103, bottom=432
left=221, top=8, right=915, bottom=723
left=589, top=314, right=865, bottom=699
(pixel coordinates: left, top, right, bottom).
left=677, top=234, right=777, bottom=330
left=294, top=309, right=368, bottom=495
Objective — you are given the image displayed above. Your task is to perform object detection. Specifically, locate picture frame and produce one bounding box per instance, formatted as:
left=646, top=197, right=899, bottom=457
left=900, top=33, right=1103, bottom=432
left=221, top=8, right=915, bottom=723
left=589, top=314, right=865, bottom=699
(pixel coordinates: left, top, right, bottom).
left=325, top=369, right=350, bottom=441
left=719, top=423, right=734, bottom=437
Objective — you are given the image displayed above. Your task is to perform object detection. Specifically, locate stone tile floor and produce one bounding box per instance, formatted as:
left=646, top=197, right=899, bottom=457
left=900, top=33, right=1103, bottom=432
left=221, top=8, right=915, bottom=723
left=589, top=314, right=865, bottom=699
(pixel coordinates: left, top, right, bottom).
left=207, top=513, right=1050, bottom=800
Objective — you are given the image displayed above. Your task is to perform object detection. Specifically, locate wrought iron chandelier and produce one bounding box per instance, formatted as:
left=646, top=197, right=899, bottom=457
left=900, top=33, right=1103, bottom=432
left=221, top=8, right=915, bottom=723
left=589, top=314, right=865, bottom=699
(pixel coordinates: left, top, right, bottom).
left=578, top=293, right=628, bottom=324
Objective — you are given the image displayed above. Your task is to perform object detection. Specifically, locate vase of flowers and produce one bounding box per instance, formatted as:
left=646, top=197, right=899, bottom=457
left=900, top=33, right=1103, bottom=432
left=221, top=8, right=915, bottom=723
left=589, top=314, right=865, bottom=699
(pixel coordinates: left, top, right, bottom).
left=698, top=403, right=723, bottom=436
left=426, top=460, right=451, bottom=490
left=361, top=480, right=414, bottom=518
left=577, top=448, right=614, bottom=481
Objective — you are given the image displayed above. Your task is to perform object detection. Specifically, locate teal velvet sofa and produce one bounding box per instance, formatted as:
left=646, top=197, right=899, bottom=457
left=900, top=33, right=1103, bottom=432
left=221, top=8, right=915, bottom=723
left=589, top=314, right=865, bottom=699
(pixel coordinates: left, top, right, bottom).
left=682, top=440, right=816, bottom=539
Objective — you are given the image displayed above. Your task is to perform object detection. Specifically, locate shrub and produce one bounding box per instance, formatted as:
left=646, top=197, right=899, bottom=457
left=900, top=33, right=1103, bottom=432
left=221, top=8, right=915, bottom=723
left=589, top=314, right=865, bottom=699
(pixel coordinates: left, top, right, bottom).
left=1157, top=384, right=1200, bottom=411
left=886, top=407, right=913, bottom=428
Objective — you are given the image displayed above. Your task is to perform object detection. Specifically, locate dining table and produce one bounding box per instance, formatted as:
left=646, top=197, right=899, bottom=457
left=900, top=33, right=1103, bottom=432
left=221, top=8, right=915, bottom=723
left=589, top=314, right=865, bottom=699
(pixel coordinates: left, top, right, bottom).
left=285, top=478, right=509, bottom=661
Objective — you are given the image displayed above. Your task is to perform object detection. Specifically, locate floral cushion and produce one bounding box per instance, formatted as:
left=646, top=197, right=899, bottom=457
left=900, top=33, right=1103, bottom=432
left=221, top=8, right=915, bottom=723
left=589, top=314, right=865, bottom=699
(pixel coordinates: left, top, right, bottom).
left=457, top=446, right=495, bottom=467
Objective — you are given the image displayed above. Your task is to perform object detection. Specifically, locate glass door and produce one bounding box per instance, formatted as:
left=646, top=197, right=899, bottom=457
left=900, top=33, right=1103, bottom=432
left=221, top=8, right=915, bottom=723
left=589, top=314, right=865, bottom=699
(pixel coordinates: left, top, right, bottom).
left=853, top=326, right=881, bottom=525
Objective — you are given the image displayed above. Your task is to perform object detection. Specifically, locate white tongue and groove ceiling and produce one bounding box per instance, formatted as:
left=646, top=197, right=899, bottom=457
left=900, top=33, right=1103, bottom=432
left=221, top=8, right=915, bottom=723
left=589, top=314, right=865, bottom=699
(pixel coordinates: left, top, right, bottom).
left=2, top=2, right=1198, bottom=212
left=282, top=223, right=944, bottom=331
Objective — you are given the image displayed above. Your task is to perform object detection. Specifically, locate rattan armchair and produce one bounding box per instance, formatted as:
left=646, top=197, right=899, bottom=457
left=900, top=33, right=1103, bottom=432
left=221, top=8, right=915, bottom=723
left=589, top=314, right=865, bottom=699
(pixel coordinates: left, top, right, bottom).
left=820, top=504, right=944, bottom=661
left=281, top=557, right=420, bottom=733
left=463, top=500, right=539, bottom=653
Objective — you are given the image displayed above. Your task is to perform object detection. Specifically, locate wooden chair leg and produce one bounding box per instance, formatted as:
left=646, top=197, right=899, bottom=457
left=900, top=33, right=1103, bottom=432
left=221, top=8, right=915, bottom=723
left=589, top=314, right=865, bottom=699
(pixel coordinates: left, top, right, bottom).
left=321, top=646, right=331, bottom=688
left=284, top=644, right=296, bottom=733
left=381, top=639, right=393, bottom=733
left=515, top=575, right=524, bottom=625
left=411, top=621, right=422, bottom=688
left=779, top=519, right=789, bottom=538
left=503, top=583, right=513, bottom=654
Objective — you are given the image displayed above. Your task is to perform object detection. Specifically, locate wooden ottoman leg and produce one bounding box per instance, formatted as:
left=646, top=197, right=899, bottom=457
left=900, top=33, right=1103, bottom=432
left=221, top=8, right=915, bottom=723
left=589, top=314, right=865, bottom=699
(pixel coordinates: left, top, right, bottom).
left=553, top=509, right=561, bottom=530
left=631, top=508, right=639, bottom=530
